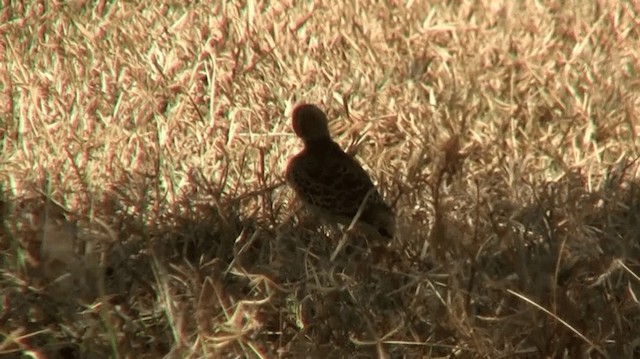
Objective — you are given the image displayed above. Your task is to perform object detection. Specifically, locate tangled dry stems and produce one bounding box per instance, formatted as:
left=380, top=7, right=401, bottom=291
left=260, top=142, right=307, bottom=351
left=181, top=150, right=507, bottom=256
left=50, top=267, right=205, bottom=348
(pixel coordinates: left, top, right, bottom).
left=1, top=1, right=640, bottom=358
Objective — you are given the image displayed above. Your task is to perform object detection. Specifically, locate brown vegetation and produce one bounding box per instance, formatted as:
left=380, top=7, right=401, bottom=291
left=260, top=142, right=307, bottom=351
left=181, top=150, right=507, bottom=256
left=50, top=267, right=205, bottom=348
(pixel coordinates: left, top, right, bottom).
left=1, top=1, right=639, bottom=358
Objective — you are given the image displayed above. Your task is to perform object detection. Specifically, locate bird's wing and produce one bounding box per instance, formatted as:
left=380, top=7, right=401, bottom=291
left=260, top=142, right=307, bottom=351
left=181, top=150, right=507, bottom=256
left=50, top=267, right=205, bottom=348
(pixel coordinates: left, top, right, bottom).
left=288, top=144, right=385, bottom=220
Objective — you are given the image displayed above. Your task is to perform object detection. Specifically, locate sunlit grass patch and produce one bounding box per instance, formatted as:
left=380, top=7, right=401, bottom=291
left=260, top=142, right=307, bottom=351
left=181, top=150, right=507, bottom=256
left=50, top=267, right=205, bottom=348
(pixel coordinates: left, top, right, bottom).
left=1, top=0, right=639, bottom=357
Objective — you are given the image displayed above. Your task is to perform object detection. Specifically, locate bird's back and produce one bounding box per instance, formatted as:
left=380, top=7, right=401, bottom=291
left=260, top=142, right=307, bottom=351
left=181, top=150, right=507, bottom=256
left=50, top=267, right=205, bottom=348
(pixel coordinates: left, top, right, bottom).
left=286, top=140, right=394, bottom=238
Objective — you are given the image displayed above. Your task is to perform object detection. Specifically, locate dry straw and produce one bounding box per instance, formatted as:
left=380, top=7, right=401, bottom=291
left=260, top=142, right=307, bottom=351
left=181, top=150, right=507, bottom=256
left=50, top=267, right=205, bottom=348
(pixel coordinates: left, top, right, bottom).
left=1, top=1, right=639, bottom=358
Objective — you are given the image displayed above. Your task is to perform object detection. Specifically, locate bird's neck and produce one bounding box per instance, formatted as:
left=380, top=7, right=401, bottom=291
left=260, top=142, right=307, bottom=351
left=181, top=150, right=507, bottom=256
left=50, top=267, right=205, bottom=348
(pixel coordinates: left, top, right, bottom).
left=303, top=138, right=336, bottom=151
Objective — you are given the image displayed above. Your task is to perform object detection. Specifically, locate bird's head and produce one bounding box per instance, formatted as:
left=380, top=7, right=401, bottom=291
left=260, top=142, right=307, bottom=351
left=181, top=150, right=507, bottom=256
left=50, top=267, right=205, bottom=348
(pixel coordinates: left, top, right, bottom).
left=291, top=103, right=331, bottom=143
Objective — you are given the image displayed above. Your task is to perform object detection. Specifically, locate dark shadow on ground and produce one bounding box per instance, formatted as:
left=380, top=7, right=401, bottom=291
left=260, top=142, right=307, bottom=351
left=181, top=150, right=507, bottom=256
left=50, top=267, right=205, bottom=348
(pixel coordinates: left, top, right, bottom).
left=1, top=169, right=639, bottom=358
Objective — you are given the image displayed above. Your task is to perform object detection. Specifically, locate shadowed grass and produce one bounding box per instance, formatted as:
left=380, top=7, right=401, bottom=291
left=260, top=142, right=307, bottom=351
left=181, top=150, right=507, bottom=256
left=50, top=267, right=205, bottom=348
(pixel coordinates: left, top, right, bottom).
left=1, top=0, right=640, bottom=358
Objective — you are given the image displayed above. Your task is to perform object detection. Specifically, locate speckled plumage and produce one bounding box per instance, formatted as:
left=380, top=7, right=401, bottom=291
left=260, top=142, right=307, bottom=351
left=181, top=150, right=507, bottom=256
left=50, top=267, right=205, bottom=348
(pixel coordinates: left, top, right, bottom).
left=285, top=103, right=395, bottom=239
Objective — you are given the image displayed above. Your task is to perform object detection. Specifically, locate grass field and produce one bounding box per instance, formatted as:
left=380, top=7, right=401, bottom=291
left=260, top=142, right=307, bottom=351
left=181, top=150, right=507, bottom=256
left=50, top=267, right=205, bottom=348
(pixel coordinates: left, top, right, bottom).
left=1, top=0, right=640, bottom=358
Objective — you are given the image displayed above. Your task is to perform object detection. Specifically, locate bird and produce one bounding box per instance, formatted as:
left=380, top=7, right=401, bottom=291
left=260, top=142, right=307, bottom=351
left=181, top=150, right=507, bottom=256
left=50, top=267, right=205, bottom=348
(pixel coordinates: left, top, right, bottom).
left=285, top=103, right=395, bottom=240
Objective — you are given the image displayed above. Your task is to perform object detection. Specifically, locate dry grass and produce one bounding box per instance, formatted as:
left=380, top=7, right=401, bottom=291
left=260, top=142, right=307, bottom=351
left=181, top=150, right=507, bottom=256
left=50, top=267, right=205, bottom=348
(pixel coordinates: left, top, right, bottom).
left=1, top=0, right=640, bottom=358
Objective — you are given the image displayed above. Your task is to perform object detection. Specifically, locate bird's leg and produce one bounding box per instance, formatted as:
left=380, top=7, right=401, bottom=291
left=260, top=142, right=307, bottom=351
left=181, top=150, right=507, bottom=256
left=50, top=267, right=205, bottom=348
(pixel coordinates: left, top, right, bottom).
left=330, top=188, right=377, bottom=261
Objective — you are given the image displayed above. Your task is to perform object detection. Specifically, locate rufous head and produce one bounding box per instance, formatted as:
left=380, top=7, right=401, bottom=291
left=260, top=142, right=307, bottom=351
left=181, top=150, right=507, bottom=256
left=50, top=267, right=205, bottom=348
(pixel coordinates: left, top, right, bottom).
left=291, top=103, right=331, bottom=143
